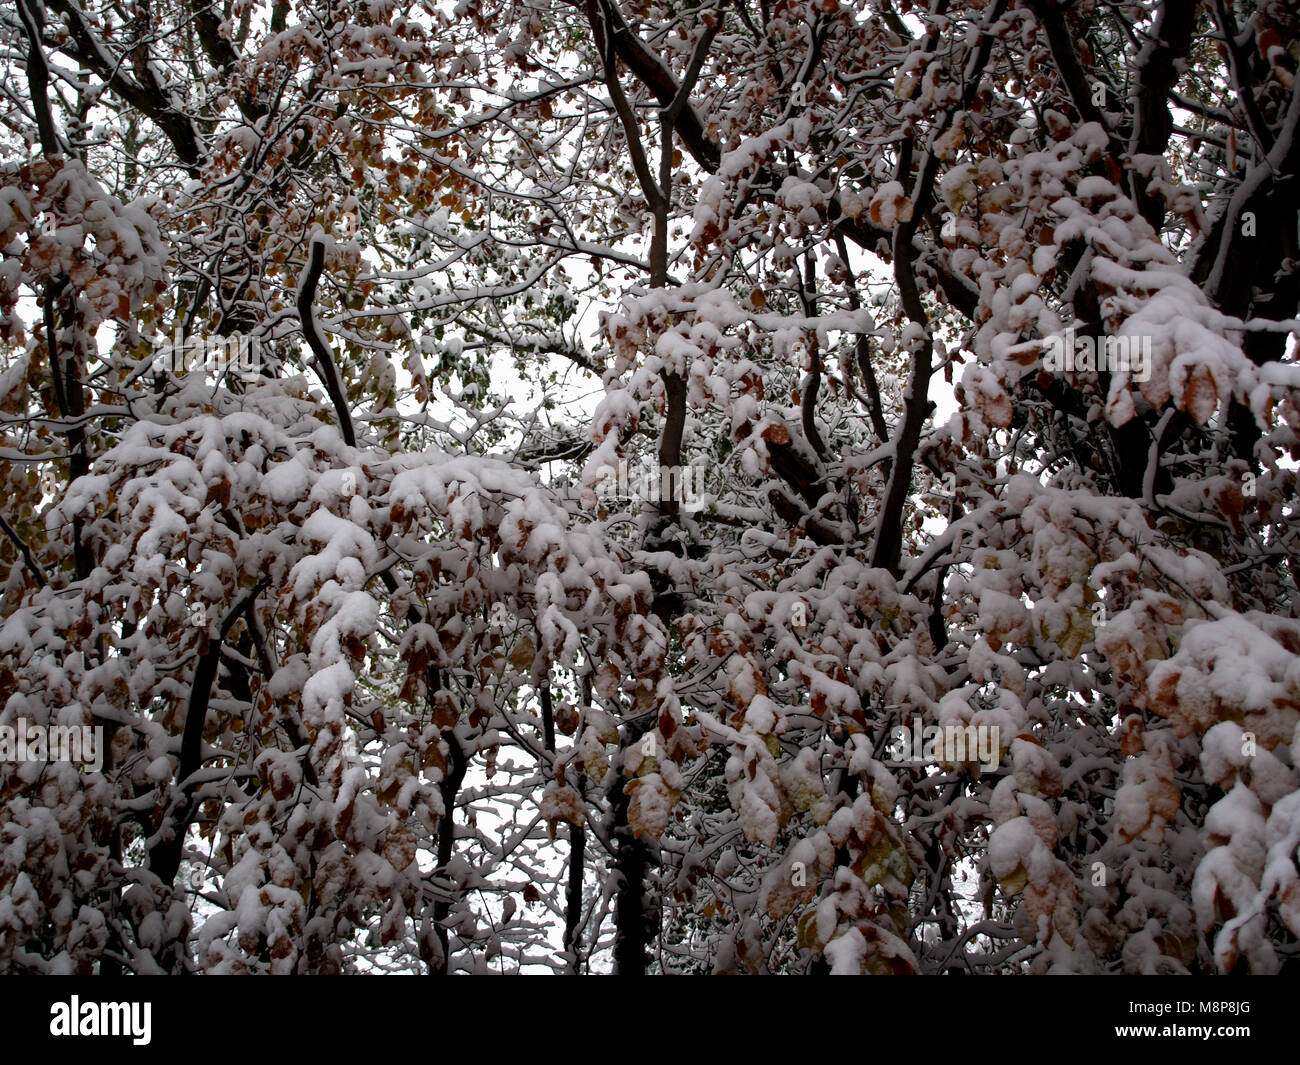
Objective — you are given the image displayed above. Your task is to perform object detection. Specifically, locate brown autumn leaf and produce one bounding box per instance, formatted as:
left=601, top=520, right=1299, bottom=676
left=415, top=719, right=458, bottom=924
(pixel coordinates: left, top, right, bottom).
left=1183, top=365, right=1219, bottom=424
left=508, top=633, right=536, bottom=671
left=761, top=422, right=791, bottom=445
left=625, top=773, right=671, bottom=839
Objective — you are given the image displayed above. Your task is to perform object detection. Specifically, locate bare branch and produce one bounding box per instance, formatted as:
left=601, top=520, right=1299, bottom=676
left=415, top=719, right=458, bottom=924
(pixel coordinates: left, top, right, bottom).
left=297, top=236, right=358, bottom=449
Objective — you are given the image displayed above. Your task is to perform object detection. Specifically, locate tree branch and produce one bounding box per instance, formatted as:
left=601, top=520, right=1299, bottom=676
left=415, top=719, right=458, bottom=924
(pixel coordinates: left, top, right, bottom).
left=47, top=0, right=205, bottom=175
left=148, top=579, right=271, bottom=890
left=582, top=0, right=722, bottom=172
left=1126, top=0, right=1199, bottom=228
left=0, top=511, right=47, bottom=588
left=297, top=236, right=358, bottom=448
left=15, top=0, right=64, bottom=157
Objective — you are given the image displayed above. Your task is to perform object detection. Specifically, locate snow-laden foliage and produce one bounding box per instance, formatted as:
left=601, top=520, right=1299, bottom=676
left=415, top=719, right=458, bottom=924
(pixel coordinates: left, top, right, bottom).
left=1, top=0, right=1298, bottom=973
